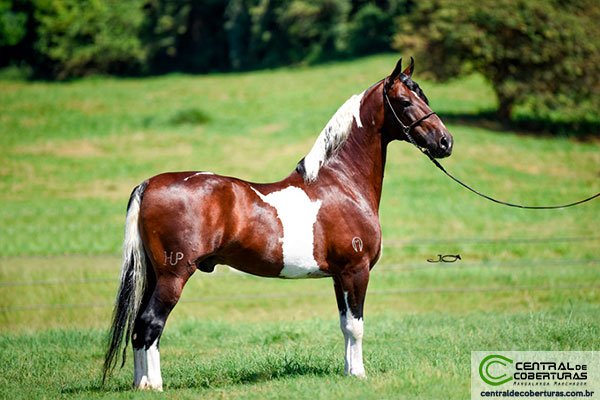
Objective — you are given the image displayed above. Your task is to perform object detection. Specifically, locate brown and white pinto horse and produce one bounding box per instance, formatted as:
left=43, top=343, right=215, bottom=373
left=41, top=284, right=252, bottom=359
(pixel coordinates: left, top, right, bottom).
left=103, top=58, right=453, bottom=390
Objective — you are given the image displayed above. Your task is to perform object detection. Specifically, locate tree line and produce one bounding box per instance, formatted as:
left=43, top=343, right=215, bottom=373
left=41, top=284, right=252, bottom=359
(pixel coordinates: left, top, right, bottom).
left=1, top=0, right=408, bottom=78
left=1, top=0, right=598, bottom=125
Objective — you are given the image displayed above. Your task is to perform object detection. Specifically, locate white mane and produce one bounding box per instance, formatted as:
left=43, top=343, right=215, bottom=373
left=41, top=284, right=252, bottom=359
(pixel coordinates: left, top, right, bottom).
left=302, top=91, right=365, bottom=183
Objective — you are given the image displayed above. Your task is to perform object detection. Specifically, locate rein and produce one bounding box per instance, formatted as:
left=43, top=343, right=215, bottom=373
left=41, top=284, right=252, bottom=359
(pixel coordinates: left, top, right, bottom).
left=422, top=151, right=600, bottom=209
left=383, top=89, right=600, bottom=210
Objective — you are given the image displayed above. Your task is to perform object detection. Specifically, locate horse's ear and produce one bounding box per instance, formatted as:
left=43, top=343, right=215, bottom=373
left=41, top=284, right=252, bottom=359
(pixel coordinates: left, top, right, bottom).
left=390, top=57, right=403, bottom=80
left=402, top=57, right=414, bottom=78
left=386, top=57, right=403, bottom=91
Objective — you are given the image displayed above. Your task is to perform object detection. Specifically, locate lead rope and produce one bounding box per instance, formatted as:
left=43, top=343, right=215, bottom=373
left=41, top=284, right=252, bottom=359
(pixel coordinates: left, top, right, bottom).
left=384, top=90, right=600, bottom=210
left=422, top=150, right=600, bottom=209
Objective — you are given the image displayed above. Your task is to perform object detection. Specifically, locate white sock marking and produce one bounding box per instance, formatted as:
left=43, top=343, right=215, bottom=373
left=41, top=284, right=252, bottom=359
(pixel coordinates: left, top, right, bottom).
left=251, top=186, right=323, bottom=278
left=133, top=347, right=147, bottom=389
left=340, top=291, right=366, bottom=378
left=339, top=313, right=350, bottom=373
left=132, top=339, right=163, bottom=391
left=146, top=339, right=162, bottom=391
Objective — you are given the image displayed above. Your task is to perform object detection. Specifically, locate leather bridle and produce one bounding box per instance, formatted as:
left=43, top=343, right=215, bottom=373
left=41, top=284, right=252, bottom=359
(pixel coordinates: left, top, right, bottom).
left=383, top=84, right=436, bottom=151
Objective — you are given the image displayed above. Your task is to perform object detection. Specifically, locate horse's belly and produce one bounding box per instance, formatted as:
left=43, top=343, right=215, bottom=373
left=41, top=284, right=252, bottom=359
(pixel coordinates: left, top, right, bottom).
left=280, top=258, right=330, bottom=278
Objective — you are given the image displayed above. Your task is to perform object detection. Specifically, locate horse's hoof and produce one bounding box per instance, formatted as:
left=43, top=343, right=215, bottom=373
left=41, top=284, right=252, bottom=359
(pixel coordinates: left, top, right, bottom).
left=134, top=385, right=163, bottom=392
left=151, top=384, right=163, bottom=392
left=134, top=378, right=163, bottom=391
left=345, top=369, right=367, bottom=379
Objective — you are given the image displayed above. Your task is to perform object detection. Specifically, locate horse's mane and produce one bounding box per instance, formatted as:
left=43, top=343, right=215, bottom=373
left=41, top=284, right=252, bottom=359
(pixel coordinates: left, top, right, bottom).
left=296, top=91, right=365, bottom=183
left=398, top=74, right=429, bottom=104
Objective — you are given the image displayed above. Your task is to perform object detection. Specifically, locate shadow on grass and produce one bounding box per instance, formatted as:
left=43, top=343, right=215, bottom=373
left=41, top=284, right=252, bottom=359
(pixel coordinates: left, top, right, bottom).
left=439, top=111, right=600, bottom=139
left=166, top=356, right=338, bottom=390
left=62, top=380, right=133, bottom=395
left=63, top=355, right=338, bottom=394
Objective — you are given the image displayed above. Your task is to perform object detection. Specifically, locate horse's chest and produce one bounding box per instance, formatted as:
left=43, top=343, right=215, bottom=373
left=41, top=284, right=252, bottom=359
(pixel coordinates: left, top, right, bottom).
left=251, top=186, right=327, bottom=278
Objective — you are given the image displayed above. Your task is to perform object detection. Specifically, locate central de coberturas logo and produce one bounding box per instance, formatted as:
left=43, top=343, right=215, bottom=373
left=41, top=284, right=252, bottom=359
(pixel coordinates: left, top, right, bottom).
left=479, top=354, right=588, bottom=386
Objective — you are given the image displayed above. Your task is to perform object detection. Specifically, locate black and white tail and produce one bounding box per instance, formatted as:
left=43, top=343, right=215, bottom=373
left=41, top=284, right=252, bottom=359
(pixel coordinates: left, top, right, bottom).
left=102, top=181, right=148, bottom=385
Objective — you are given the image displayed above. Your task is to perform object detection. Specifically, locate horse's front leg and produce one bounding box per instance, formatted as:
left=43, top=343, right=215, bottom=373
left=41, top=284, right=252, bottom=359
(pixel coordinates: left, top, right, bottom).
left=333, top=263, right=369, bottom=378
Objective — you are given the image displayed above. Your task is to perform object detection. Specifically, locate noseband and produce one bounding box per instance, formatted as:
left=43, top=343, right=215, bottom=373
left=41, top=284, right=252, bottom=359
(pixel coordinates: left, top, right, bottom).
left=383, top=86, right=435, bottom=151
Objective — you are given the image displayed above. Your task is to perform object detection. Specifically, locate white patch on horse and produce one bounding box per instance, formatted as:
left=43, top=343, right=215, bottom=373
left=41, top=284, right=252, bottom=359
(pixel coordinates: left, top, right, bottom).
left=251, top=186, right=324, bottom=278
left=132, top=339, right=163, bottom=391
left=340, top=291, right=366, bottom=378
left=183, top=171, right=214, bottom=181
left=303, top=91, right=365, bottom=183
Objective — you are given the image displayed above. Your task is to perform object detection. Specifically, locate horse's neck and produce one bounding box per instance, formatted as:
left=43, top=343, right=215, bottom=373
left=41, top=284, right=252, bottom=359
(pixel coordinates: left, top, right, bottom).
left=324, top=84, right=388, bottom=208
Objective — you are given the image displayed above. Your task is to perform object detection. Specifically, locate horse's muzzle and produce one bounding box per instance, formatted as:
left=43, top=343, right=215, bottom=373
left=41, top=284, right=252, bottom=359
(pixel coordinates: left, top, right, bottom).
left=432, top=131, right=453, bottom=158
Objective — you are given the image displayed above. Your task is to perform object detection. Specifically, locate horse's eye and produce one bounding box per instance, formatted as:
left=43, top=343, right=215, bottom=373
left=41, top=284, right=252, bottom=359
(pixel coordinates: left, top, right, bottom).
left=401, top=100, right=412, bottom=108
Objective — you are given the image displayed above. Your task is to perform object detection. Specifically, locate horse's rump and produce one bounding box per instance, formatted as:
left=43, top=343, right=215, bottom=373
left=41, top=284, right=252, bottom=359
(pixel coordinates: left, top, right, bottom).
left=139, top=172, right=290, bottom=278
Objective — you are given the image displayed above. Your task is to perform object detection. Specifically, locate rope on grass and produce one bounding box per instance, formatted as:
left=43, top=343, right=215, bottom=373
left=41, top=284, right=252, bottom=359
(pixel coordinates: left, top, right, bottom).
left=377, top=257, right=600, bottom=272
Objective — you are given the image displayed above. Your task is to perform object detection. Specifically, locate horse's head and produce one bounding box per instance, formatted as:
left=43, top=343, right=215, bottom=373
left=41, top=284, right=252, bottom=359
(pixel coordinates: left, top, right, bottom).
left=382, top=57, right=453, bottom=158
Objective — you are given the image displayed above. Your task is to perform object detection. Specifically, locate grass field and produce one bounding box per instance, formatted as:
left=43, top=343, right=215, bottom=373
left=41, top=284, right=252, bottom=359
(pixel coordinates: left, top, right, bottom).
left=1, top=54, right=599, bottom=399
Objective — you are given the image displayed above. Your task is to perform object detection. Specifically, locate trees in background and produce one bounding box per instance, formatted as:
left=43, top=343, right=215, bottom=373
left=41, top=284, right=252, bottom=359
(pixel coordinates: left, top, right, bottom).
left=1, top=0, right=598, bottom=124
left=143, top=0, right=409, bottom=72
left=0, top=0, right=409, bottom=77
left=0, top=0, right=27, bottom=47
left=34, top=0, right=146, bottom=79
left=394, top=0, right=600, bottom=121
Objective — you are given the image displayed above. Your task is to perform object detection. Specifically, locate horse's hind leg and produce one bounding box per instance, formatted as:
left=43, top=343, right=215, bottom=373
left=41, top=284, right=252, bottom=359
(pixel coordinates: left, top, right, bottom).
left=333, top=264, right=370, bottom=378
left=130, top=262, right=156, bottom=390
left=131, top=272, right=189, bottom=391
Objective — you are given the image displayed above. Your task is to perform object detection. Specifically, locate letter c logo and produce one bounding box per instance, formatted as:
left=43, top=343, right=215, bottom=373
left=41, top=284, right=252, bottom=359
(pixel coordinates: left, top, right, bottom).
left=479, top=355, right=514, bottom=386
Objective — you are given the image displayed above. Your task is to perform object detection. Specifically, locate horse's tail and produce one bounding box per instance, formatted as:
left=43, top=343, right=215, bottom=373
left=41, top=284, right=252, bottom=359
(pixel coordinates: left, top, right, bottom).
left=102, top=181, right=149, bottom=385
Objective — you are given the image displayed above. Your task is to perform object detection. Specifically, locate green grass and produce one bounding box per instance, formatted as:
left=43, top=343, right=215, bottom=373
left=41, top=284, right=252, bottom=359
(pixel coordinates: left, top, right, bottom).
left=0, top=54, right=599, bottom=398
left=1, top=307, right=598, bottom=399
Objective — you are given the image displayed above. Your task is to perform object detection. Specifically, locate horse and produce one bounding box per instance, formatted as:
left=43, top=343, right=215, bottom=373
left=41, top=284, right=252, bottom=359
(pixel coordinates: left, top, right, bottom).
left=102, top=57, right=453, bottom=391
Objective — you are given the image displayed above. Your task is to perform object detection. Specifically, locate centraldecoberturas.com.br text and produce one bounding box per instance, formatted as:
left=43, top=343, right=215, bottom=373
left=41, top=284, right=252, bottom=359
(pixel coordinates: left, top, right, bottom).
left=480, top=390, right=595, bottom=398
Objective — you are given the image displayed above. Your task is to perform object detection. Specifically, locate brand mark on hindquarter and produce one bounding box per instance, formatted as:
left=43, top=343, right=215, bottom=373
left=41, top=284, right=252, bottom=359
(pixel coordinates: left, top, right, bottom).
left=352, top=237, right=363, bottom=252
left=164, top=251, right=184, bottom=266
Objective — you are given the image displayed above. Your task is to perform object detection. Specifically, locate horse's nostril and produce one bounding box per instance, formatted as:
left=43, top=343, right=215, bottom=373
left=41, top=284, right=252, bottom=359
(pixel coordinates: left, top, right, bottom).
left=440, top=135, right=448, bottom=150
